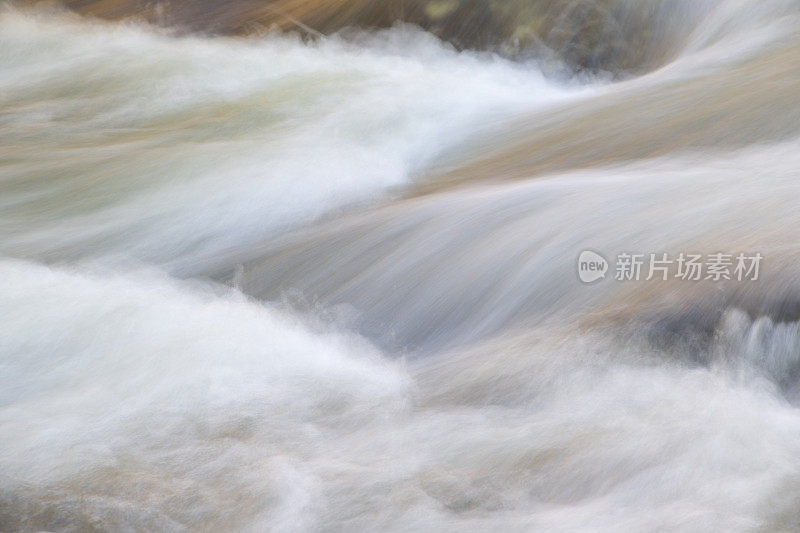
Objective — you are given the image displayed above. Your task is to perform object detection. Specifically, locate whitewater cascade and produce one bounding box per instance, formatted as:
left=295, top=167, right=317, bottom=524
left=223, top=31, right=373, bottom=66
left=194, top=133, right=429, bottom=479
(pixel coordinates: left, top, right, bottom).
left=2, top=0, right=800, bottom=530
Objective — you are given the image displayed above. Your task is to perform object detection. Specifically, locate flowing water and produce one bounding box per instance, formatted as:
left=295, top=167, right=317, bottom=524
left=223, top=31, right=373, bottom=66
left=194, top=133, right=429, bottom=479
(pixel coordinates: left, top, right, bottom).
left=2, top=0, right=800, bottom=530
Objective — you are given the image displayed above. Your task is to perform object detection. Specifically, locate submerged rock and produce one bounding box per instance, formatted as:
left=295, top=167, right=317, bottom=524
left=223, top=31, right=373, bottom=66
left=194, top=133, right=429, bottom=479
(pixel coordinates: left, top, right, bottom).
left=19, top=0, right=697, bottom=75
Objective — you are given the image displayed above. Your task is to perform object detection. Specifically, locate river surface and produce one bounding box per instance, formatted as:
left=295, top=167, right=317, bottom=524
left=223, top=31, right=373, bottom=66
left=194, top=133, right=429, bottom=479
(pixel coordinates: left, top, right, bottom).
left=2, top=1, right=800, bottom=530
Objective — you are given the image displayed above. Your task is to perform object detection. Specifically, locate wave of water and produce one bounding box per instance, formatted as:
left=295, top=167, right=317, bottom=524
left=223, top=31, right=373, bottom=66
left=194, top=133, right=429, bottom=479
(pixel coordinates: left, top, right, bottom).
left=0, top=7, right=571, bottom=274
left=2, top=1, right=800, bottom=530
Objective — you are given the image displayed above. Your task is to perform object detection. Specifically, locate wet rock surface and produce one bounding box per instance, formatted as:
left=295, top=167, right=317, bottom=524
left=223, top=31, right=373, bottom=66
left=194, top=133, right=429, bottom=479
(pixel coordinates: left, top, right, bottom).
left=20, top=0, right=690, bottom=75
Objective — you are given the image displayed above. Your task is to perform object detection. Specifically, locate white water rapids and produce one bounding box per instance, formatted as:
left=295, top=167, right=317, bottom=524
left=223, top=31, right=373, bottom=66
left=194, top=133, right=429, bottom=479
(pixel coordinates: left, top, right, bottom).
left=2, top=1, right=800, bottom=531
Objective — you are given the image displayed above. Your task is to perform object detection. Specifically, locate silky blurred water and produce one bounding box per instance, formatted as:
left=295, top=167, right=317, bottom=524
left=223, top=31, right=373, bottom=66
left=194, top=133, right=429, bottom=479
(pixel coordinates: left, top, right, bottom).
left=2, top=1, right=800, bottom=531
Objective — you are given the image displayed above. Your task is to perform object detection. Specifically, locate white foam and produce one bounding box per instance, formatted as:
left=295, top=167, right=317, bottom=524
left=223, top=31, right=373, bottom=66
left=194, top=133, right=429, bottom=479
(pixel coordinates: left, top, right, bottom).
left=0, top=9, right=572, bottom=274
left=4, top=263, right=800, bottom=530
left=0, top=260, right=408, bottom=485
